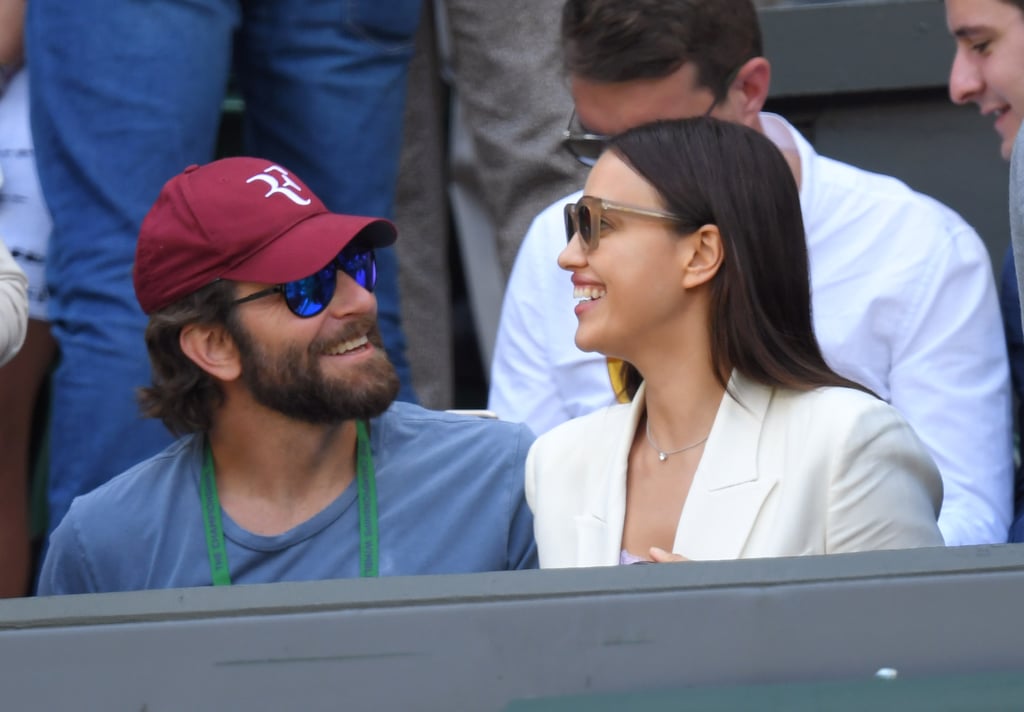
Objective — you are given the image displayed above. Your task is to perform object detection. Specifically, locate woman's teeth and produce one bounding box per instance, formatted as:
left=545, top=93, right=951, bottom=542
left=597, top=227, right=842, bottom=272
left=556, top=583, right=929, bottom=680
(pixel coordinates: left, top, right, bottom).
left=573, top=285, right=606, bottom=302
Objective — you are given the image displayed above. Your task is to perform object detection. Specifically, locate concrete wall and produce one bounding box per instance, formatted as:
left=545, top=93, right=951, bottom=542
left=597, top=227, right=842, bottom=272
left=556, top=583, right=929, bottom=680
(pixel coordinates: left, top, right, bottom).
left=2, top=545, right=1024, bottom=710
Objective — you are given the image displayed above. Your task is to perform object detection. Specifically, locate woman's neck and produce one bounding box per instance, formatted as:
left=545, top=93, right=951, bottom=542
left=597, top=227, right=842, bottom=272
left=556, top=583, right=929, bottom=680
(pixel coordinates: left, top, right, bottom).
left=641, top=362, right=725, bottom=451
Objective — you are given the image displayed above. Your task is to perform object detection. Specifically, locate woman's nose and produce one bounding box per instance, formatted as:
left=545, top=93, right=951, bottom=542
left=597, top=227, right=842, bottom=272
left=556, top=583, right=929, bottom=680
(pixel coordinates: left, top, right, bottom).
left=558, top=232, right=587, bottom=272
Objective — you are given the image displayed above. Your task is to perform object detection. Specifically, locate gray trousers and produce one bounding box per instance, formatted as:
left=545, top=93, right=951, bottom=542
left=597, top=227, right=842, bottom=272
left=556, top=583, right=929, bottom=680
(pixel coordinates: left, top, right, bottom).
left=395, top=0, right=587, bottom=409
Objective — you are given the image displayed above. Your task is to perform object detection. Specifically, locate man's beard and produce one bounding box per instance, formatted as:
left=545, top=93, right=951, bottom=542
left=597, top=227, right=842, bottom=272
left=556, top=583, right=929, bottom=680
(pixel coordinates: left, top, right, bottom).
left=228, top=315, right=400, bottom=425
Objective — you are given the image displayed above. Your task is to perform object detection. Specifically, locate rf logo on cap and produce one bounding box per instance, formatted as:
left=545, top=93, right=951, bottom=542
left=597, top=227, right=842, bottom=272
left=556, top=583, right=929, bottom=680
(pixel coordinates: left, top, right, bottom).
left=246, top=165, right=311, bottom=206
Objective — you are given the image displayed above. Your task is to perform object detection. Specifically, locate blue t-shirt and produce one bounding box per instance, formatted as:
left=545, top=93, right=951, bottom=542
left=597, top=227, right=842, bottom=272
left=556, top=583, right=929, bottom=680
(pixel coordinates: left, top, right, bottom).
left=38, top=403, right=538, bottom=594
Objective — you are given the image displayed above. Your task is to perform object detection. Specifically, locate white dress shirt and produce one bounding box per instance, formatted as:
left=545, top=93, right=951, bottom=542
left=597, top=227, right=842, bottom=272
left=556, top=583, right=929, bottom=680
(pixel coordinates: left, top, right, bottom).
left=490, top=113, right=1013, bottom=546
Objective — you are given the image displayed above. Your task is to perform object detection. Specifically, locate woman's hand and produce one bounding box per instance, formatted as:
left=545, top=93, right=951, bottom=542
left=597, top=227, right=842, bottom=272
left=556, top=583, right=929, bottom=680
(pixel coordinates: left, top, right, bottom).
left=649, top=547, right=688, bottom=563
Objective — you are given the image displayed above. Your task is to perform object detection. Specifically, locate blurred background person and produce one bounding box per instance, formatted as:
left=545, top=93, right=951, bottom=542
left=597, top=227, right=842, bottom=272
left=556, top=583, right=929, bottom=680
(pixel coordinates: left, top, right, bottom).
left=394, top=0, right=587, bottom=409
left=947, top=0, right=1024, bottom=540
left=0, top=235, right=27, bottom=366
left=0, top=0, right=52, bottom=597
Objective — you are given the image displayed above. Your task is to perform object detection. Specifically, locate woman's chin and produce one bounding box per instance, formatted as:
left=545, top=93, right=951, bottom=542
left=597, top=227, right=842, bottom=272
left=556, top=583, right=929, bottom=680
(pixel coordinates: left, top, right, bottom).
left=573, top=332, right=599, bottom=354
left=574, top=329, right=613, bottom=356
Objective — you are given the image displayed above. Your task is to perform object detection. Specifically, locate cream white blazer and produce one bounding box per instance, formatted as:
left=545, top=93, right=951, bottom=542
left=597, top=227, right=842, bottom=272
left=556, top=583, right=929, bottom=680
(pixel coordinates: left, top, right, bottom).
left=525, top=372, right=944, bottom=568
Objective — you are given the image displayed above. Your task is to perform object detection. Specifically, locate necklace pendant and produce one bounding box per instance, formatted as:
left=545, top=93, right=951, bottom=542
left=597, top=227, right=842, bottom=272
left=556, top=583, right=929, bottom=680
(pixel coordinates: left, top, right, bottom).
left=658, top=451, right=668, bottom=462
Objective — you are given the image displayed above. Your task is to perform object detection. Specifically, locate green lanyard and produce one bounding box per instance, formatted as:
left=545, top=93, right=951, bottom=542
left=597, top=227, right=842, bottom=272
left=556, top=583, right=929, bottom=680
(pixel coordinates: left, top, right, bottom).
left=199, top=420, right=379, bottom=586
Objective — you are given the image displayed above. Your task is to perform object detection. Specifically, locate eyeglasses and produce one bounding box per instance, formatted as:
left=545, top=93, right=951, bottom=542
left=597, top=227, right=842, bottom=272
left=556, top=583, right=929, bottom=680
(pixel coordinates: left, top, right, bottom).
left=561, top=111, right=609, bottom=167
left=564, top=195, right=683, bottom=251
left=232, top=245, right=376, bottom=318
left=560, top=65, right=747, bottom=168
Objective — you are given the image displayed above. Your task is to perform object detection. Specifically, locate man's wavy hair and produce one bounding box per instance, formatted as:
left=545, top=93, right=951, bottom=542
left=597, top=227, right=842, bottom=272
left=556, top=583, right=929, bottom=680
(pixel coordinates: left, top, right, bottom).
left=607, top=117, right=873, bottom=401
left=137, top=280, right=238, bottom=436
left=561, top=0, right=762, bottom=102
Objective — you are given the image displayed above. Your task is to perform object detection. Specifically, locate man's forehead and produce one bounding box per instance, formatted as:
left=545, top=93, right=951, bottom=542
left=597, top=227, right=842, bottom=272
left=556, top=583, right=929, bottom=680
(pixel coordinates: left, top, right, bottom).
left=946, top=0, right=1014, bottom=35
left=570, top=63, right=713, bottom=134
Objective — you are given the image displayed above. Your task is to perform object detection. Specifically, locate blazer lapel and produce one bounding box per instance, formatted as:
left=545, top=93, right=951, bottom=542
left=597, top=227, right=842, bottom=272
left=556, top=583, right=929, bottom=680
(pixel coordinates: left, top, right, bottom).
left=673, top=372, right=779, bottom=559
left=574, top=392, right=647, bottom=567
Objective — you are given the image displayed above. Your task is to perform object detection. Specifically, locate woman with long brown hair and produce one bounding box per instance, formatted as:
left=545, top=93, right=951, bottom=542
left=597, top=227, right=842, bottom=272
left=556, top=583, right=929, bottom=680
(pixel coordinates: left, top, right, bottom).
left=525, top=117, right=943, bottom=567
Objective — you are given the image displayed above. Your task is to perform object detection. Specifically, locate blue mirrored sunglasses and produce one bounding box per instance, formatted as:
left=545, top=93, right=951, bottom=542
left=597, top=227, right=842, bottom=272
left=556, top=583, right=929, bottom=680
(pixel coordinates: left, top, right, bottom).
left=232, top=246, right=377, bottom=318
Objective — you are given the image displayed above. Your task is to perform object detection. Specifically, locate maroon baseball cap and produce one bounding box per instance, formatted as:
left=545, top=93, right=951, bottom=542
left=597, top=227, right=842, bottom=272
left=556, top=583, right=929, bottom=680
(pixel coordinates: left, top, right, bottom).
left=133, top=157, right=397, bottom=314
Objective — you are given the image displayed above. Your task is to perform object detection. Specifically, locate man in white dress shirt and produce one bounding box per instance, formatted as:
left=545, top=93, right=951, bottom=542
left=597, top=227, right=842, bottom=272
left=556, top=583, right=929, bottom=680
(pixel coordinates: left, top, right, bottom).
left=489, top=0, right=1013, bottom=546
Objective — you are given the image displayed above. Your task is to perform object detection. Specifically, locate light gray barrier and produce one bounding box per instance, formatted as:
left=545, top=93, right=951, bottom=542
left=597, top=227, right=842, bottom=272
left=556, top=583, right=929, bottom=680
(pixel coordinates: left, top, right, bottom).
left=3, top=545, right=1024, bottom=711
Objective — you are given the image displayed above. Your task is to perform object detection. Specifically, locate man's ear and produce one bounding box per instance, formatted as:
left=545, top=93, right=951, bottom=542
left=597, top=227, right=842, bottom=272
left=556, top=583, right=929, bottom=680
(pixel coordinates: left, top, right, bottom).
left=680, top=224, right=724, bottom=289
left=179, top=323, right=241, bottom=382
left=730, top=57, right=771, bottom=126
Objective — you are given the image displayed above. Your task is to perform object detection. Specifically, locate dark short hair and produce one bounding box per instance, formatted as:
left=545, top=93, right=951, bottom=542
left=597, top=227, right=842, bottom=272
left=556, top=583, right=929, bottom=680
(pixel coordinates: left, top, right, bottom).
left=1003, top=0, right=1024, bottom=14
left=137, top=280, right=238, bottom=436
left=607, top=117, right=872, bottom=399
left=561, top=0, right=762, bottom=100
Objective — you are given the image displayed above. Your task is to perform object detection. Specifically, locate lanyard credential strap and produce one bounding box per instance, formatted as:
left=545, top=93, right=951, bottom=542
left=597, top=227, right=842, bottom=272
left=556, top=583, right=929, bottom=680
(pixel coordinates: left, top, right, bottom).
left=200, top=444, right=231, bottom=586
left=356, top=419, right=379, bottom=578
left=200, top=421, right=379, bottom=586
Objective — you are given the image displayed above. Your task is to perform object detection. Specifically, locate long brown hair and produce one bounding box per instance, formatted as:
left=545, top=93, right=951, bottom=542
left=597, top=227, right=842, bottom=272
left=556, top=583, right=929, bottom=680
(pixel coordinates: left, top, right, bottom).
left=609, top=117, right=872, bottom=399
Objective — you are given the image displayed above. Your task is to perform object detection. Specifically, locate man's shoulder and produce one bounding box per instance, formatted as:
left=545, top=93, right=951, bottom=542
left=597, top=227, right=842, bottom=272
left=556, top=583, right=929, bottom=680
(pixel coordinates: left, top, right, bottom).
left=806, top=153, right=984, bottom=273
left=42, top=435, right=202, bottom=594
left=376, top=402, right=535, bottom=447
left=769, top=108, right=964, bottom=235
left=811, top=152, right=966, bottom=229
left=66, top=435, right=200, bottom=523
left=373, top=404, right=535, bottom=513
left=775, top=112, right=920, bottom=211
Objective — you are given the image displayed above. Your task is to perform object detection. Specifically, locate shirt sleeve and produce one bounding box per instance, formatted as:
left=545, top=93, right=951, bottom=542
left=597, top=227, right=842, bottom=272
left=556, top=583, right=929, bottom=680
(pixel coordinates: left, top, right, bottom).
left=36, top=504, right=99, bottom=596
left=506, top=422, right=538, bottom=570
left=488, top=206, right=573, bottom=434
left=0, top=237, right=28, bottom=366
left=888, top=218, right=1013, bottom=546
left=827, top=399, right=945, bottom=552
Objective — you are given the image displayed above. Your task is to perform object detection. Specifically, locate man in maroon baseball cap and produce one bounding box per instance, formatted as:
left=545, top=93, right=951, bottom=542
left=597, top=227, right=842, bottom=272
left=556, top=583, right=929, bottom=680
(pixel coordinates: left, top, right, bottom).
left=133, top=157, right=398, bottom=315
left=37, top=157, right=537, bottom=595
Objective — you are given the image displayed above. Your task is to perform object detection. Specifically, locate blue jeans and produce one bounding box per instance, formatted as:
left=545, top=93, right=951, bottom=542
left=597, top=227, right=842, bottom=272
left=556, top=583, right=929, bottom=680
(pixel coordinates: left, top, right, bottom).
left=27, top=0, right=422, bottom=533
